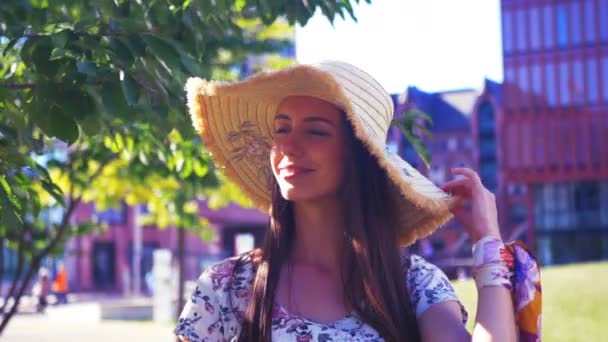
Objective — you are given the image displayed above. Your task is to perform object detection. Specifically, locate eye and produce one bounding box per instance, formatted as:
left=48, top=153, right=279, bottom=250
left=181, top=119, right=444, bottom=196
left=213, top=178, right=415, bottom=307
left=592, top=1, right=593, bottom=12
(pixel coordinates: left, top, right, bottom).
left=309, top=130, right=329, bottom=137
left=274, top=127, right=289, bottom=134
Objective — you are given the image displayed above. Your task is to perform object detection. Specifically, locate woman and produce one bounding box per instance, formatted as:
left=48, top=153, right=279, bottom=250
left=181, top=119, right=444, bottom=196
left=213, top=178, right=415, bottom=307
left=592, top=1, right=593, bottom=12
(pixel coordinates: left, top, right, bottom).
left=175, top=61, right=541, bottom=341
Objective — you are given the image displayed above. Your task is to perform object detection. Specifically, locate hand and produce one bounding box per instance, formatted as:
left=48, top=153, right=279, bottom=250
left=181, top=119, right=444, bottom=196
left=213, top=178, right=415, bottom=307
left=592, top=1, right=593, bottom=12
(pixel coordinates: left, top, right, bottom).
left=441, top=167, right=502, bottom=244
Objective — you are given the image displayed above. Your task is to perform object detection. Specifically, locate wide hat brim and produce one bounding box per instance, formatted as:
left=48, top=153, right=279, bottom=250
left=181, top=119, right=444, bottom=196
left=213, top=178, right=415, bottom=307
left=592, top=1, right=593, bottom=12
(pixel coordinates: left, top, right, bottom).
left=185, top=61, right=457, bottom=246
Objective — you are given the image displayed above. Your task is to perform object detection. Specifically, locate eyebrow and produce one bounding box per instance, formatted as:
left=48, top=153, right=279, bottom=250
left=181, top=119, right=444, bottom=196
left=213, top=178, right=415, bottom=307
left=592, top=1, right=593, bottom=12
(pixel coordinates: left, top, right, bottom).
left=274, top=113, right=336, bottom=127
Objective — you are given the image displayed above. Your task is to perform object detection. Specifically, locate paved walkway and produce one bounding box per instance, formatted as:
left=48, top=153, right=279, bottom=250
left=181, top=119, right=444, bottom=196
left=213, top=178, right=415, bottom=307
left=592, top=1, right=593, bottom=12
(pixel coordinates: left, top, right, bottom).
left=3, top=313, right=176, bottom=341
left=2, top=294, right=177, bottom=342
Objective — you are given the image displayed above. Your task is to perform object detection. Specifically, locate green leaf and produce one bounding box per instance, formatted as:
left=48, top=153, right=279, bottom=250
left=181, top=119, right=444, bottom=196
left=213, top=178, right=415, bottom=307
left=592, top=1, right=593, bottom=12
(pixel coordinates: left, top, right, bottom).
left=2, top=38, right=19, bottom=56
left=76, top=60, right=98, bottom=76
left=52, top=29, right=70, bottom=49
left=79, top=114, right=104, bottom=136
left=109, top=37, right=135, bottom=66
left=1, top=205, right=22, bottom=229
left=32, top=37, right=61, bottom=77
left=60, top=89, right=95, bottom=120
left=41, top=180, right=65, bottom=206
left=20, top=37, right=39, bottom=68
left=141, top=34, right=181, bottom=73
left=49, top=105, right=80, bottom=144
left=74, top=19, right=98, bottom=32
left=120, top=71, right=139, bottom=106
left=192, top=160, right=209, bottom=177
left=125, top=34, right=146, bottom=56
left=102, top=79, right=129, bottom=117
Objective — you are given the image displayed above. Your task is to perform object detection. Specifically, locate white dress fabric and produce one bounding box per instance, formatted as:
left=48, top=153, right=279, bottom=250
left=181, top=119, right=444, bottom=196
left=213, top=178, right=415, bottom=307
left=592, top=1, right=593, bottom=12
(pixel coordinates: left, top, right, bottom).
left=175, top=250, right=467, bottom=342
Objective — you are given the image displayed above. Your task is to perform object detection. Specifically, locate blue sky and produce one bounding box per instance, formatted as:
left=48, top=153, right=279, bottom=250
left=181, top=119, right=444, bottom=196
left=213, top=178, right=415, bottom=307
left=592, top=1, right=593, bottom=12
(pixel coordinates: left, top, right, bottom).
left=295, top=0, right=503, bottom=94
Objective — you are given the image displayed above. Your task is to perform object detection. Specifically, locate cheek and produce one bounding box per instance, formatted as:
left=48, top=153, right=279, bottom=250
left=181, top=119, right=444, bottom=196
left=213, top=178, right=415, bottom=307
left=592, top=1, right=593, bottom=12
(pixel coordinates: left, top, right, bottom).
left=269, top=147, right=280, bottom=174
left=316, top=142, right=345, bottom=177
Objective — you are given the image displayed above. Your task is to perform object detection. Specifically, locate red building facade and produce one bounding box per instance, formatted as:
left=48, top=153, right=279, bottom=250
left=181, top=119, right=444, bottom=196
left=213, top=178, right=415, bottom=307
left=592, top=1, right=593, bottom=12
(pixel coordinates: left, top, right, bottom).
left=489, top=0, right=608, bottom=265
left=62, top=201, right=267, bottom=292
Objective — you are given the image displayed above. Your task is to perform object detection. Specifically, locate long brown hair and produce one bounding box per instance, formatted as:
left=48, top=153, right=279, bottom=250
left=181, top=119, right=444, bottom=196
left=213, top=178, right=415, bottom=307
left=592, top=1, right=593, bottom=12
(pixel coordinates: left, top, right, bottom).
left=234, top=115, right=420, bottom=341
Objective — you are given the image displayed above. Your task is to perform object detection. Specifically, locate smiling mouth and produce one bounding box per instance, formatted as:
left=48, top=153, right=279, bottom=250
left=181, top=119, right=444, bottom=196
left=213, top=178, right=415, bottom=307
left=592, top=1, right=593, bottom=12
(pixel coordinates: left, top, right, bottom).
left=280, top=167, right=314, bottom=178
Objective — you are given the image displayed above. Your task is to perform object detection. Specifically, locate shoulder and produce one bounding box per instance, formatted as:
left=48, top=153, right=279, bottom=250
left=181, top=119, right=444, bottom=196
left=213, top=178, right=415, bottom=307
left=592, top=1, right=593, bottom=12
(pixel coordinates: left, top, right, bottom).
left=174, top=251, right=257, bottom=341
left=400, top=251, right=468, bottom=323
left=195, top=250, right=258, bottom=305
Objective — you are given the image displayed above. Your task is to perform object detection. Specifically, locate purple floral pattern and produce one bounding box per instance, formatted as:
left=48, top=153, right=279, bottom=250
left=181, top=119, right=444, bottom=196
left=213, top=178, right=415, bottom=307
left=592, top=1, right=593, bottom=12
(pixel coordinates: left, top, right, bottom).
left=227, top=120, right=273, bottom=191
left=175, top=250, right=467, bottom=341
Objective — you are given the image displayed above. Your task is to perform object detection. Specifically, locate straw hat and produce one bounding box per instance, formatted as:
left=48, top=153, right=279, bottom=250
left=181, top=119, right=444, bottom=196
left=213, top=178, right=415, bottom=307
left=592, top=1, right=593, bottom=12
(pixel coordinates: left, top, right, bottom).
left=185, top=61, right=456, bottom=246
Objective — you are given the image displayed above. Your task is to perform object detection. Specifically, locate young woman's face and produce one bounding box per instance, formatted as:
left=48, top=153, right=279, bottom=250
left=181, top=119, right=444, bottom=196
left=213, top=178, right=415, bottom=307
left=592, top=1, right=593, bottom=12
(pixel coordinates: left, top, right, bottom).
left=271, top=96, right=346, bottom=202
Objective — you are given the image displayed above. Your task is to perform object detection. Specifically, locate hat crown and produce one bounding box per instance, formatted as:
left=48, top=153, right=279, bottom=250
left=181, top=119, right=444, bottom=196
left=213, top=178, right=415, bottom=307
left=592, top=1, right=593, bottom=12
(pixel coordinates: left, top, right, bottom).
left=313, top=61, right=394, bottom=144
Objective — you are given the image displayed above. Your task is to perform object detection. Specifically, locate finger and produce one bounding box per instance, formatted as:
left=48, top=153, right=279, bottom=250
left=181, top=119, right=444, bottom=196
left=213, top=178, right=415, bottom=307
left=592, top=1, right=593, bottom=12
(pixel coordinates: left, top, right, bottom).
left=451, top=167, right=481, bottom=182
left=442, top=179, right=473, bottom=199
left=441, top=177, right=471, bottom=190
left=444, top=188, right=472, bottom=200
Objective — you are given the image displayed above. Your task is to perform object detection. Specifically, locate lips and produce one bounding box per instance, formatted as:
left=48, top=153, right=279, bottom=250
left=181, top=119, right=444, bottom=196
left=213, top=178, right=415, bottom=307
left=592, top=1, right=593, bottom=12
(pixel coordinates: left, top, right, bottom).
left=279, top=165, right=314, bottom=178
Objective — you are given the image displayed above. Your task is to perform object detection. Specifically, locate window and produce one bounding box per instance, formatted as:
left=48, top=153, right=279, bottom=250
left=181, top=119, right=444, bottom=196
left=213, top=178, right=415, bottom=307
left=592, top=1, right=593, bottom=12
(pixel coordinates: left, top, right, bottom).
left=543, top=5, right=555, bottom=49
left=2, top=247, right=19, bottom=279
left=545, top=63, right=557, bottom=107
left=234, top=233, right=255, bottom=255
left=480, top=162, right=497, bottom=192
left=503, top=10, right=514, bottom=53
left=447, top=138, right=457, bottom=151
left=480, top=139, right=496, bottom=158
left=516, top=9, right=527, bottom=52
left=584, top=0, right=596, bottom=43
left=572, top=60, right=584, bottom=105
left=587, top=59, right=599, bottom=104
left=603, top=57, right=608, bottom=103
left=518, top=65, right=529, bottom=108
left=96, top=203, right=127, bottom=225
left=505, top=67, right=516, bottom=109
left=559, top=62, right=570, bottom=106
left=534, top=181, right=608, bottom=233
left=531, top=64, right=542, bottom=106
left=478, top=102, right=495, bottom=133
left=570, top=2, right=582, bottom=46
left=601, top=181, right=608, bottom=226
left=428, top=165, right=445, bottom=184
left=575, top=182, right=601, bottom=228
left=530, top=7, right=541, bottom=50
left=557, top=4, right=569, bottom=47
left=601, top=0, right=608, bottom=42
left=510, top=203, right=528, bottom=225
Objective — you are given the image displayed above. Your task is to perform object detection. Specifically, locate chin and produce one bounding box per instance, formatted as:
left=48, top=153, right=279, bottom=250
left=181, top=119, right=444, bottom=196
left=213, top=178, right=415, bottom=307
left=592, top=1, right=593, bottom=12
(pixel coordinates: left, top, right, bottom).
left=279, top=184, right=337, bottom=203
left=280, top=188, right=317, bottom=202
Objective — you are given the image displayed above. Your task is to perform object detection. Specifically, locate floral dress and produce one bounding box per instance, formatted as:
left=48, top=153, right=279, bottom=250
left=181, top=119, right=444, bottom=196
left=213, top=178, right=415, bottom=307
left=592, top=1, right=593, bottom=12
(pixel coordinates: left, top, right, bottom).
left=174, top=250, right=468, bottom=342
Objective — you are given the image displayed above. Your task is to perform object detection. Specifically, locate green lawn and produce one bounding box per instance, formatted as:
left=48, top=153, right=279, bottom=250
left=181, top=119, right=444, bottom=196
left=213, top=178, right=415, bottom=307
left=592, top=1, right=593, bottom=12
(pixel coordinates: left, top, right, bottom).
left=452, top=262, right=608, bottom=341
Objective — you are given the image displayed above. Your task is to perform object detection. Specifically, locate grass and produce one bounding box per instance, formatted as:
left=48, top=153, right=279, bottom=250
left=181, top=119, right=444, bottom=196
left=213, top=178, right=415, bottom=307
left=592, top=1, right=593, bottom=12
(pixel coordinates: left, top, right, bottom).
left=452, top=262, right=608, bottom=341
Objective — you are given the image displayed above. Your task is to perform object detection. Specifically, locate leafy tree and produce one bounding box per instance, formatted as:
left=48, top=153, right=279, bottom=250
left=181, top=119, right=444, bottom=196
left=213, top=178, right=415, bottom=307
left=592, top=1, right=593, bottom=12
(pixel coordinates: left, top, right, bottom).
left=0, top=0, right=371, bottom=333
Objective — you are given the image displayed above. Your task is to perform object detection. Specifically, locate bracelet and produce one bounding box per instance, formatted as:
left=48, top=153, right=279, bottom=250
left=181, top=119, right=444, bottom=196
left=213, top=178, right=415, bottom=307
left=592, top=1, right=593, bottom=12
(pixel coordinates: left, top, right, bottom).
left=472, top=236, right=514, bottom=289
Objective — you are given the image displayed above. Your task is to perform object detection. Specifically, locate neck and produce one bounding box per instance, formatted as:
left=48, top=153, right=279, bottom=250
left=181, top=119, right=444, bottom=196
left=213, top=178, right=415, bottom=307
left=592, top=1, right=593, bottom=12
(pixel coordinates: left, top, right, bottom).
left=290, top=196, right=346, bottom=271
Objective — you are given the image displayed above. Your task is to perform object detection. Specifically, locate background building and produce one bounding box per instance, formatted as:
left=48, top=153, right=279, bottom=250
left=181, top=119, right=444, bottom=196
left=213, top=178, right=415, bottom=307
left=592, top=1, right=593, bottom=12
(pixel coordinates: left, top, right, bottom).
left=488, top=0, right=608, bottom=265
left=390, top=87, right=478, bottom=272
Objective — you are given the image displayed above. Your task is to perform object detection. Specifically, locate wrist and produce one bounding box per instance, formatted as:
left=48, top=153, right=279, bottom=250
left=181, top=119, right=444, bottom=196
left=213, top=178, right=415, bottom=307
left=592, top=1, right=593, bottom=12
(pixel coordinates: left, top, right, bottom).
left=471, top=236, right=514, bottom=289
left=471, top=230, right=502, bottom=245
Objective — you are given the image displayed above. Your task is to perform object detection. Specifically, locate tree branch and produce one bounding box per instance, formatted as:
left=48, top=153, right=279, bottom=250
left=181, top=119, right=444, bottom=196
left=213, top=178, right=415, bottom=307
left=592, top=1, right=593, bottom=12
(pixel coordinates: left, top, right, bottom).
left=0, top=224, right=27, bottom=317
left=0, top=239, right=5, bottom=300
left=0, top=258, right=40, bottom=334
left=1, top=83, right=36, bottom=90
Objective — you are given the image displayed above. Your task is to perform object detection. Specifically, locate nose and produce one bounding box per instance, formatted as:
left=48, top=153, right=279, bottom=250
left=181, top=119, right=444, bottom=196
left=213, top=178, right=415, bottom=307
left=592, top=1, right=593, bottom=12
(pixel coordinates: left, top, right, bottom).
left=274, top=133, right=303, bottom=157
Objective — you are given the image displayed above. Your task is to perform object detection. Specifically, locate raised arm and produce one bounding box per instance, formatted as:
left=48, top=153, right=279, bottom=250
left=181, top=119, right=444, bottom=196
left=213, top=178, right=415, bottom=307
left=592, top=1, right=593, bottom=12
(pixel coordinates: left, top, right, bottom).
left=421, top=167, right=541, bottom=342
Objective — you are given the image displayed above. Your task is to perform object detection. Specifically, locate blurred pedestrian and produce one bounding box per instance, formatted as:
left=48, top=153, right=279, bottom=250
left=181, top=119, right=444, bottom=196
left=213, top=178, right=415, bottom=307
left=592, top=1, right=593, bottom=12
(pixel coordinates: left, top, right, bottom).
left=52, top=262, right=69, bottom=305
left=145, top=270, right=154, bottom=296
left=33, top=267, right=50, bottom=313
